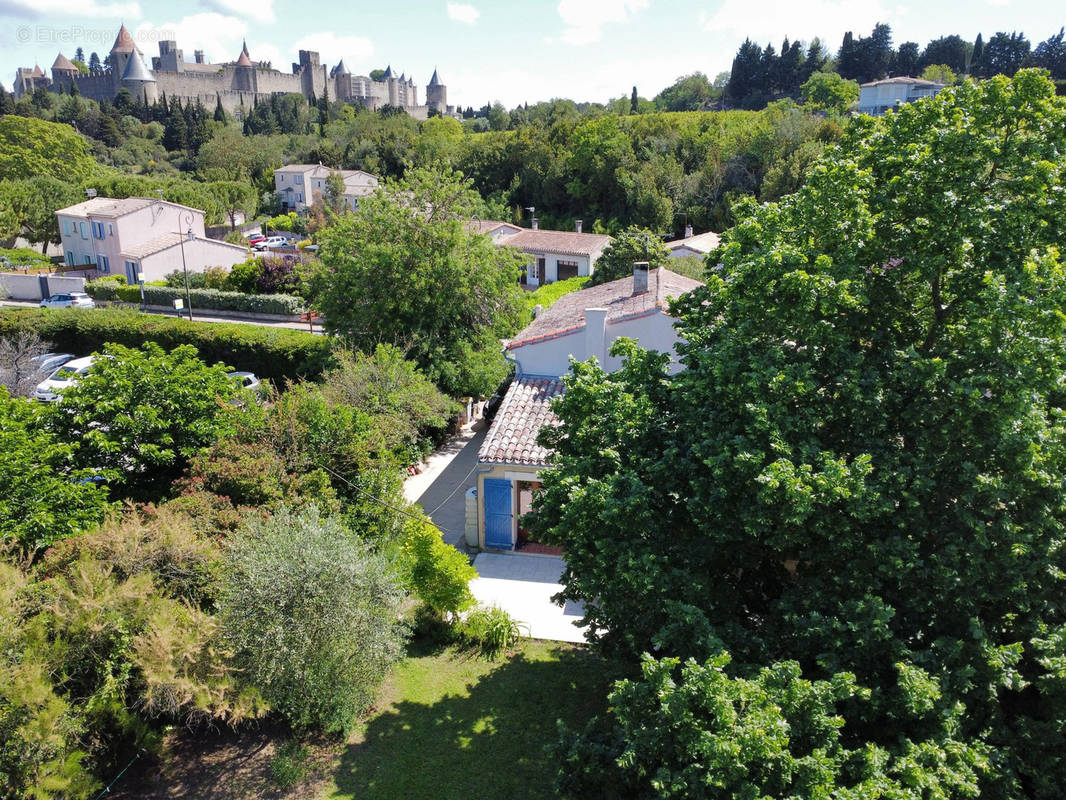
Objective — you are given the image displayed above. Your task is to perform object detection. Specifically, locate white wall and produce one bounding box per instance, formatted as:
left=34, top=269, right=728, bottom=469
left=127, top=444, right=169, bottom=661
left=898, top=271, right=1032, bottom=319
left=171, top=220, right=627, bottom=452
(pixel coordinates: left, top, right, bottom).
left=136, top=240, right=249, bottom=282
left=1, top=273, right=86, bottom=301
left=510, top=309, right=687, bottom=377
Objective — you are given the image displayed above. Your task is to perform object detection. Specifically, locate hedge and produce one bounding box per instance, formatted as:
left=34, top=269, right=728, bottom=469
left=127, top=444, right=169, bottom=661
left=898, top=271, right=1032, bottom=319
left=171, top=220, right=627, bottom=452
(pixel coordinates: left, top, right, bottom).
left=0, top=307, right=335, bottom=382
left=85, top=280, right=305, bottom=316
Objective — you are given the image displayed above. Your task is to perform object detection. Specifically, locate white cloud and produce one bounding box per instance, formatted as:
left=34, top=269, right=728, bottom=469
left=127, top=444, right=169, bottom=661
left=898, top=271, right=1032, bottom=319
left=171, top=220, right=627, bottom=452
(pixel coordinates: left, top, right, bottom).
left=557, top=0, right=649, bottom=45
left=1, top=0, right=140, bottom=17
left=446, top=3, right=480, bottom=24
left=292, top=31, right=374, bottom=69
left=703, top=0, right=890, bottom=48
left=200, top=0, right=275, bottom=24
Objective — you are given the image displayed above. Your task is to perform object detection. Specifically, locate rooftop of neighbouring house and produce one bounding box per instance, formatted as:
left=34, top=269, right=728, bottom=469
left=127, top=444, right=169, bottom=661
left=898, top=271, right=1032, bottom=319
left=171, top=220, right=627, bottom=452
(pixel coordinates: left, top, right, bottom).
left=274, top=164, right=379, bottom=182
left=665, top=230, right=721, bottom=254
left=507, top=267, right=703, bottom=351
left=122, top=232, right=248, bottom=259
left=56, top=197, right=203, bottom=219
left=469, top=219, right=524, bottom=236
left=860, top=76, right=944, bottom=89
left=477, top=376, right=566, bottom=466
left=497, top=228, right=612, bottom=258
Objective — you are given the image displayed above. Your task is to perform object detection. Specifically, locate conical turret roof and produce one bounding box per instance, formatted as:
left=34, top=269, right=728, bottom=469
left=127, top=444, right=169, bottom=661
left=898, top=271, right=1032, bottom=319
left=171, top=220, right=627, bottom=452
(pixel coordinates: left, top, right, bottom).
left=382, top=64, right=392, bottom=79
left=52, top=53, right=77, bottom=72
left=428, top=68, right=441, bottom=87
left=121, top=51, right=155, bottom=82
left=111, top=24, right=139, bottom=54
left=236, top=48, right=253, bottom=67
left=332, top=59, right=350, bottom=76
left=242, top=39, right=250, bottom=56
left=31, top=63, right=45, bottom=78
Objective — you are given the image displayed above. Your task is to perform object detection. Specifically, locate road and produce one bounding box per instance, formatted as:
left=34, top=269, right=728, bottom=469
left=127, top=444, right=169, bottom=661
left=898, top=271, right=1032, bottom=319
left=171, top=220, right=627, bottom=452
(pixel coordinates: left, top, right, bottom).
left=0, top=300, right=325, bottom=334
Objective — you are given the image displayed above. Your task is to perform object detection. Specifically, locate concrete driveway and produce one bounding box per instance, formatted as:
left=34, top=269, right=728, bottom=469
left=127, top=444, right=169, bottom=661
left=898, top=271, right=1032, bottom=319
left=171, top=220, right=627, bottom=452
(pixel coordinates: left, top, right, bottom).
left=404, top=421, right=487, bottom=548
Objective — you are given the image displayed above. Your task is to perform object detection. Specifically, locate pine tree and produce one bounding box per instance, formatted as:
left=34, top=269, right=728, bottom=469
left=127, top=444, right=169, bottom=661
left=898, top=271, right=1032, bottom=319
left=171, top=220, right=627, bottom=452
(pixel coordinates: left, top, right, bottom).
left=971, top=33, right=985, bottom=75
left=75, top=46, right=85, bottom=63
left=214, top=93, right=227, bottom=123
left=89, top=52, right=101, bottom=74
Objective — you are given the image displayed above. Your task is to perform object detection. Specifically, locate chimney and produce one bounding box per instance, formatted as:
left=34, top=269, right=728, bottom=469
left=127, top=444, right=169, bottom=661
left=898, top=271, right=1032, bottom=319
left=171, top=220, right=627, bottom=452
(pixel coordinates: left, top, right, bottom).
left=194, top=50, right=205, bottom=64
left=632, top=261, right=649, bottom=295
left=684, top=223, right=693, bottom=239
left=575, top=219, right=583, bottom=233
left=531, top=218, right=539, bottom=230
left=584, top=308, right=608, bottom=365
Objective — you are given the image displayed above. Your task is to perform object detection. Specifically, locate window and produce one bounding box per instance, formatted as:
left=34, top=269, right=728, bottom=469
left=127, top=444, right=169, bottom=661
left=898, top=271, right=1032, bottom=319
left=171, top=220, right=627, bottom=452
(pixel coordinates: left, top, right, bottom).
left=80, top=222, right=88, bottom=239
left=108, top=224, right=114, bottom=236
left=83, top=254, right=92, bottom=264
left=557, top=259, right=579, bottom=281
left=294, top=175, right=303, bottom=184
left=96, top=254, right=110, bottom=272
left=91, top=221, right=105, bottom=239
left=280, top=174, right=285, bottom=182
left=66, top=251, right=75, bottom=266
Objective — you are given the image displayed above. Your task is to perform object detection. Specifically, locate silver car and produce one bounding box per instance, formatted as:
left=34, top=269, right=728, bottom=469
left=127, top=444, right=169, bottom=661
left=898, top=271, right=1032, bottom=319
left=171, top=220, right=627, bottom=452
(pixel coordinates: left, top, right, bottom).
left=40, top=292, right=96, bottom=309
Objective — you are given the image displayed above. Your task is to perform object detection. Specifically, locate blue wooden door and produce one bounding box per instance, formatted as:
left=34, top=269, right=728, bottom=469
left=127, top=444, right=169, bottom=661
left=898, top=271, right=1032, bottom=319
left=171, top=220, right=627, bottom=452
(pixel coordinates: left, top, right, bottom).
left=483, top=478, right=513, bottom=550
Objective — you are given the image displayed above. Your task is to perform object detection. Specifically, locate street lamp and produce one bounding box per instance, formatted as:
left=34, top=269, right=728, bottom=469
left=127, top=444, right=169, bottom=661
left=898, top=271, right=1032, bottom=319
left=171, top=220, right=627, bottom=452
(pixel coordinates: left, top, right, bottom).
left=176, top=211, right=195, bottom=322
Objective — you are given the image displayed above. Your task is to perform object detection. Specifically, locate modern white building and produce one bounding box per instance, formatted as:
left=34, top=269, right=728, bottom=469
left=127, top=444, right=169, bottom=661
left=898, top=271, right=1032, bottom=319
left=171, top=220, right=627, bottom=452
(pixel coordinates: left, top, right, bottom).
left=474, top=265, right=703, bottom=552
left=55, top=197, right=249, bottom=283
left=273, top=164, right=379, bottom=213
left=858, top=76, right=946, bottom=115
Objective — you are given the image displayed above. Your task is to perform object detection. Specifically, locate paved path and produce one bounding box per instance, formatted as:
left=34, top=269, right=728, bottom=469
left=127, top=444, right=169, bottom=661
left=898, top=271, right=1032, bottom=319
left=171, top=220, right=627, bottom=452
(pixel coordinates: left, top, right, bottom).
left=404, top=421, right=487, bottom=548
left=469, top=553, right=588, bottom=643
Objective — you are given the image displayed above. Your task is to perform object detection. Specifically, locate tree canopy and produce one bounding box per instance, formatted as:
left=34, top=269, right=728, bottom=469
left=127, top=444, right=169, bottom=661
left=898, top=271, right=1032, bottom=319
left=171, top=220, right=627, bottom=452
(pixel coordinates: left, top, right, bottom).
left=532, top=71, right=1066, bottom=798
left=311, top=167, right=526, bottom=397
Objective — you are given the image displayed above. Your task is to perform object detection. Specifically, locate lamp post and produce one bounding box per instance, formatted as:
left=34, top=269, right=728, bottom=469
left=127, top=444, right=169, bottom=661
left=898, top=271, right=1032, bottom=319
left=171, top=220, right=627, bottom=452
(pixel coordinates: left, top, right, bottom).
left=176, top=210, right=195, bottom=322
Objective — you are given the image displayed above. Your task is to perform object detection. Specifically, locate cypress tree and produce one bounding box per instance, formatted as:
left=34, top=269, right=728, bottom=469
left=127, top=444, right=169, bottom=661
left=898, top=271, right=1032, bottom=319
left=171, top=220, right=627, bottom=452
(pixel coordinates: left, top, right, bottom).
left=214, top=92, right=227, bottom=123
left=0, top=84, right=14, bottom=116
left=971, top=33, right=985, bottom=75
left=630, top=86, right=638, bottom=113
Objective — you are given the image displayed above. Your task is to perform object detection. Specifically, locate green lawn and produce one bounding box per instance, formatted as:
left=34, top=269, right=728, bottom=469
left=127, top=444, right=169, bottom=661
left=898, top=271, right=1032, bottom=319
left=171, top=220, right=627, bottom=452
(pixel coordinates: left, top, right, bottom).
left=325, top=639, right=611, bottom=800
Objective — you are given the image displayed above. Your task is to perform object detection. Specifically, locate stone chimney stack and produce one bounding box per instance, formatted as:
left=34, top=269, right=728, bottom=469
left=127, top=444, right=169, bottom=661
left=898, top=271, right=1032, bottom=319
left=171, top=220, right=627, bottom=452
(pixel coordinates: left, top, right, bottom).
left=194, top=50, right=205, bottom=64
left=584, top=308, right=608, bottom=365
left=575, top=219, right=583, bottom=233
left=684, top=223, right=694, bottom=239
left=531, top=218, right=539, bottom=230
left=632, top=261, right=649, bottom=295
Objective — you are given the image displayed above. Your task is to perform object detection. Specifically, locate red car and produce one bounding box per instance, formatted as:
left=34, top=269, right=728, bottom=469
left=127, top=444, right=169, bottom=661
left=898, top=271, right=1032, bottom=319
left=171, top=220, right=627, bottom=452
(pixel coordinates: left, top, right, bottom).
left=246, top=234, right=267, bottom=246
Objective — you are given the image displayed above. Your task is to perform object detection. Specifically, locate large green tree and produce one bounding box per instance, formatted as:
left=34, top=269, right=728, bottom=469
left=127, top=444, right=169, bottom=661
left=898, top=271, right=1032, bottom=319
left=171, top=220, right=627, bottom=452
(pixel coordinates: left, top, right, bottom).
left=588, top=226, right=671, bottom=286
left=0, top=116, right=95, bottom=182
left=532, top=71, right=1066, bottom=798
left=311, top=167, right=526, bottom=397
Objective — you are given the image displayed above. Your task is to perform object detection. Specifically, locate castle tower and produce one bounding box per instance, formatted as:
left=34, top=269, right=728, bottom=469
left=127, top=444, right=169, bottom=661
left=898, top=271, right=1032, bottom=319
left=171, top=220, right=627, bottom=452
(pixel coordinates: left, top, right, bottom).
left=120, top=47, right=157, bottom=104
left=235, top=42, right=255, bottom=93
left=426, top=68, right=447, bottom=115
left=109, top=24, right=139, bottom=91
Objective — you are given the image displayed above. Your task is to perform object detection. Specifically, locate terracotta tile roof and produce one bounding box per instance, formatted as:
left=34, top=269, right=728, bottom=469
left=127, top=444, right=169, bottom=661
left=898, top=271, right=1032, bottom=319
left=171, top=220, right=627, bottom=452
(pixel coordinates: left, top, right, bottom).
left=498, top=228, right=612, bottom=258
left=57, top=197, right=155, bottom=218
left=665, top=230, right=720, bottom=254
left=478, top=376, right=565, bottom=466
left=52, top=53, right=77, bottom=72
left=111, top=24, right=139, bottom=54
left=468, top=219, right=523, bottom=236
left=508, top=267, right=703, bottom=350
left=123, top=233, right=248, bottom=260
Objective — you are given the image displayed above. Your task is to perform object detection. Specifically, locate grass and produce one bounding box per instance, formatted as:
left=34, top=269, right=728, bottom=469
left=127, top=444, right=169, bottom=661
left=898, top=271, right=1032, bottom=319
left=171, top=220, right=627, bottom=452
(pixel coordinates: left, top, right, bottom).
left=325, top=638, right=611, bottom=800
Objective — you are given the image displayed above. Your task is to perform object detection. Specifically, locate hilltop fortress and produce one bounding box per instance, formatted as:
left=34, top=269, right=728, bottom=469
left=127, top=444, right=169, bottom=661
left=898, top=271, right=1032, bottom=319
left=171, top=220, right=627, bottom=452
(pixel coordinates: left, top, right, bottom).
left=13, top=25, right=454, bottom=120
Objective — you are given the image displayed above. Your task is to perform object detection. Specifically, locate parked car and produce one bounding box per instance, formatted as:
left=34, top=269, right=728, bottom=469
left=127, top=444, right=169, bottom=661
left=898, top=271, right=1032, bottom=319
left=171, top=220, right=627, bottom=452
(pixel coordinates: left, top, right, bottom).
left=31, top=353, right=75, bottom=376
left=40, top=292, right=95, bottom=309
left=35, top=355, right=96, bottom=402
left=254, top=236, right=290, bottom=251
left=228, top=371, right=260, bottom=391
left=246, top=234, right=267, bottom=246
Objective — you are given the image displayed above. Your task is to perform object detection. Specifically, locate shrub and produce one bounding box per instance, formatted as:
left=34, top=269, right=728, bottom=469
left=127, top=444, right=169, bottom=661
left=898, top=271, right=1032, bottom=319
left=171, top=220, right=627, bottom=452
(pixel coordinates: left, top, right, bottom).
left=225, top=258, right=263, bottom=294
left=521, top=276, right=588, bottom=325
left=220, top=505, right=407, bottom=733
left=85, top=280, right=305, bottom=315
left=398, top=517, right=476, bottom=619
left=459, top=606, right=524, bottom=659
left=0, top=246, right=53, bottom=269
left=0, top=307, right=335, bottom=382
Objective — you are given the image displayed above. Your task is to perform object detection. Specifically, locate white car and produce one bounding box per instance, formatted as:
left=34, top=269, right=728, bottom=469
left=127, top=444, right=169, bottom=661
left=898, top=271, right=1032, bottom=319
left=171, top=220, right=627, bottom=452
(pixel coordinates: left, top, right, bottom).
left=254, top=236, right=290, bottom=251
left=228, top=371, right=260, bottom=390
left=35, top=355, right=96, bottom=402
left=40, top=292, right=96, bottom=309
left=31, top=352, right=75, bottom=376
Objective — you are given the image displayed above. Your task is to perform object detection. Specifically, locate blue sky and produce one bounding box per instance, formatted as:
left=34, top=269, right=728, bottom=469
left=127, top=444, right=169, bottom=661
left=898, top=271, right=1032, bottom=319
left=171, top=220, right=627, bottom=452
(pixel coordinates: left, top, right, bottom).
left=1, top=0, right=1061, bottom=108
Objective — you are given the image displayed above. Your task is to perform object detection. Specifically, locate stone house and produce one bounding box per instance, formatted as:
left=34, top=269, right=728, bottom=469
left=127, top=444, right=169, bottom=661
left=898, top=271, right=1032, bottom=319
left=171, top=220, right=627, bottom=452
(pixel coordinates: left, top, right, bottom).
left=273, top=165, right=379, bottom=213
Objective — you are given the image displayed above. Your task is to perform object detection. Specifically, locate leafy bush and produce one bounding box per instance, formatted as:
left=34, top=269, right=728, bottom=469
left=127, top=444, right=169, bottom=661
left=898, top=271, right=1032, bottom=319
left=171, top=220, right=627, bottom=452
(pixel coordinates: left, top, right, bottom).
left=521, top=276, right=588, bottom=325
left=266, top=212, right=306, bottom=234
left=85, top=280, right=305, bottom=315
left=0, top=307, right=335, bottom=382
left=0, top=246, right=53, bottom=268
left=162, top=265, right=230, bottom=291
left=220, top=505, right=407, bottom=733
left=459, top=606, right=523, bottom=659
left=224, top=258, right=263, bottom=294
left=255, top=257, right=305, bottom=296
left=398, top=517, right=476, bottom=619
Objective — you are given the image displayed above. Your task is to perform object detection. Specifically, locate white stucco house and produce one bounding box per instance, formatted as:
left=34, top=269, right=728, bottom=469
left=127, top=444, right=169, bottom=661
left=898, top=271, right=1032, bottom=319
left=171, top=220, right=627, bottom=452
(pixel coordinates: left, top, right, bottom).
left=858, top=76, right=945, bottom=115
left=273, top=164, right=379, bottom=212
left=475, top=220, right=612, bottom=286
left=665, top=226, right=721, bottom=259
left=474, top=265, right=703, bottom=552
left=55, top=197, right=249, bottom=283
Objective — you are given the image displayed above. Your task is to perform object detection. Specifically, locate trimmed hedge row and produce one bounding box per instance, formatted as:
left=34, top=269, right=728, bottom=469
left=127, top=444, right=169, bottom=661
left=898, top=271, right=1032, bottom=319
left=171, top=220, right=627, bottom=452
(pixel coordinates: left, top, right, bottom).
left=85, top=280, right=305, bottom=316
left=0, top=307, right=335, bottom=382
